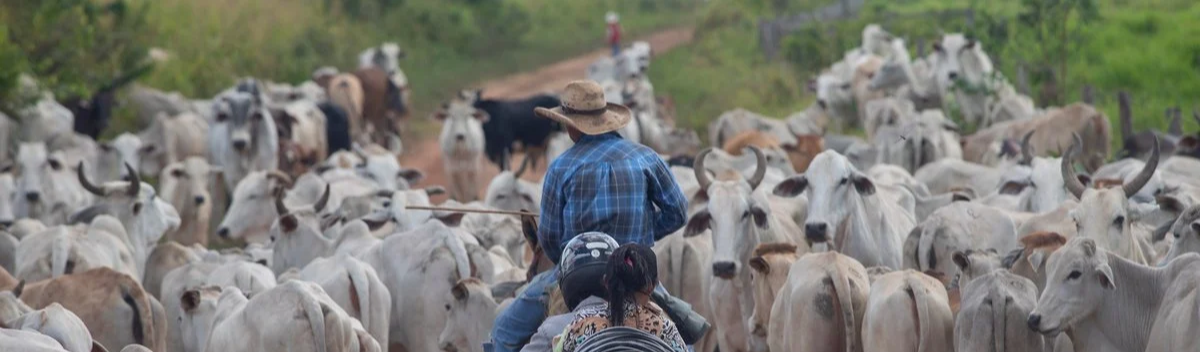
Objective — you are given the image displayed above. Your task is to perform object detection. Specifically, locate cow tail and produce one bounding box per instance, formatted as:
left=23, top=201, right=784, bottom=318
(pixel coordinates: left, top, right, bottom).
left=669, top=238, right=684, bottom=295
left=302, top=294, right=330, bottom=352
left=51, top=229, right=71, bottom=278
left=121, top=279, right=155, bottom=347
left=917, top=227, right=936, bottom=272
left=830, top=268, right=857, bottom=352
left=991, top=291, right=1007, bottom=352
left=906, top=276, right=933, bottom=352
left=346, top=260, right=372, bottom=336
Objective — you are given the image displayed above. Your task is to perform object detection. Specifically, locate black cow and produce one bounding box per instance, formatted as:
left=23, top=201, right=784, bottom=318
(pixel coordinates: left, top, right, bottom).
left=67, top=64, right=154, bottom=139
left=319, top=102, right=352, bottom=153
left=470, top=90, right=562, bottom=170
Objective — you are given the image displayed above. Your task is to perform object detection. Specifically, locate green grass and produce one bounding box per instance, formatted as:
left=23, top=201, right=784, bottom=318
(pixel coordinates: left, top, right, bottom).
left=653, top=0, right=1200, bottom=149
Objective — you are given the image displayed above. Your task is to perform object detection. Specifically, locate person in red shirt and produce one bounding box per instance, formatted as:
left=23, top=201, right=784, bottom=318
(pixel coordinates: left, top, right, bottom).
left=606, top=12, right=621, bottom=57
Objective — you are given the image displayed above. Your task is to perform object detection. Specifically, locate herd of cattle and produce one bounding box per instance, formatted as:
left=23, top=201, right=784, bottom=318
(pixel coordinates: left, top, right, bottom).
left=1, top=22, right=1200, bottom=352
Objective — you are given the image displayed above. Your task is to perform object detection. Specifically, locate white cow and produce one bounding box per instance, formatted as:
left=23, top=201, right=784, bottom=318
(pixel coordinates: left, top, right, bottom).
left=1028, top=238, right=1200, bottom=352
left=774, top=150, right=917, bottom=268
left=13, top=143, right=92, bottom=226
left=484, top=159, right=540, bottom=213
left=15, top=217, right=138, bottom=283
left=1061, top=139, right=1158, bottom=265
left=0, top=327, right=71, bottom=351
left=863, top=270, right=953, bottom=352
left=435, top=101, right=487, bottom=202
left=215, top=171, right=301, bottom=243
left=162, top=262, right=219, bottom=352
left=955, top=270, right=1047, bottom=352
left=902, top=202, right=1019, bottom=285
left=747, top=243, right=800, bottom=344
left=438, top=278, right=497, bottom=352
left=1163, top=205, right=1200, bottom=263
left=158, top=157, right=219, bottom=246
left=653, top=230, right=716, bottom=352
left=209, top=91, right=279, bottom=192
left=205, top=261, right=276, bottom=298
left=684, top=147, right=807, bottom=352
left=930, top=34, right=1000, bottom=127
left=767, top=251, right=870, bottom=352
left=75, top=164, right=182, bottom=277
left=138, top=112, right=210, bottom=177
left=96, top=133, right=144, bottom=183
left=358, top=42, right=405, bottom=73
left=288, top=253, right=391, bottom=347
left=6, top=303, right=98, bottom=352
left=354, top=148, right=422, bottom=192
left=202, top=282, right=374, bottom=352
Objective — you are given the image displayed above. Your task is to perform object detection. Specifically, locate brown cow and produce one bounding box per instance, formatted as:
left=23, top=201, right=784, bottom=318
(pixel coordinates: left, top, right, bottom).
left=324, top=74, right=366, bottom=144
left=964, top=103, right=1112, bottom=171
left=16, top=267, right=168, bottom=352
left=1002, top=231, right=1068, bottom=293
left=722, top=131, right=825, bottom=173
left=354, top=67, right=409, bottom=146
left=748, top=243, right=800, bottom=342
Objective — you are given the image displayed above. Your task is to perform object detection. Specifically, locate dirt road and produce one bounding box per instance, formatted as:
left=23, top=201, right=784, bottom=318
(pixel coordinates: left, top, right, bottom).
left=399, top=27, right=694, bottom=201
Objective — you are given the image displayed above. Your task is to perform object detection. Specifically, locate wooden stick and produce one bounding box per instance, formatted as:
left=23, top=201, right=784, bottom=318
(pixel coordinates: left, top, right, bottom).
left=404, top=205, right=538, bottom=217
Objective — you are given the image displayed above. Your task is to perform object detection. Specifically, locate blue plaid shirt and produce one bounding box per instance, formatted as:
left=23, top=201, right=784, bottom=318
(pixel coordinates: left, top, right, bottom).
left=539, top=132, right=688, bottom=264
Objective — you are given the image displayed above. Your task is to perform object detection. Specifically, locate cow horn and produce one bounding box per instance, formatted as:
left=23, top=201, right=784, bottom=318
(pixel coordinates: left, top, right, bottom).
left=275, top=192, right=289, bottom=215
left=124, top=163, right=141, bottom=197
left=1019, top=130, right=1035, bottom=165
left=693, top=148, right=713, bottom=191
left=747, top=146, right=767, bottom=190
left=265, top=171, right=293, bottom=188
left=1061, top=134, right=1087, bottom=199
left=313, top=183, right=331, bottom=213
left=77, top=162, right=106, bottom=196
left=1123, top=136, right=1159, bottom=198
left=514, top=155, right=531, bottom=178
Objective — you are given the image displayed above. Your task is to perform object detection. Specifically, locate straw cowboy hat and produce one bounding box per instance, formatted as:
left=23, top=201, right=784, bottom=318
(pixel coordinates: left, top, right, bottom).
left=535, top=80, right=631, bottom=135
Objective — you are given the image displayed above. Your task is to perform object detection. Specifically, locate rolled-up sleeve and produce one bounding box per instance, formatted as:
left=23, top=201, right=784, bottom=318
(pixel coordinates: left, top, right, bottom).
left=647, top=156, right=687, bottom=240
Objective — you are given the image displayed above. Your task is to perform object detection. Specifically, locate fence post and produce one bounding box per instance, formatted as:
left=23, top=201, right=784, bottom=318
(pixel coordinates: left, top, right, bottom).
left=1016, top=64, right=1030, bottom=96
left=1082, top=85, right=1094, bottom=105
left=1169, top=106, right=1183, bottom=136
left=1118, top=91, right=1133, bottom=139
left=759, top=19, right=777, bottom=61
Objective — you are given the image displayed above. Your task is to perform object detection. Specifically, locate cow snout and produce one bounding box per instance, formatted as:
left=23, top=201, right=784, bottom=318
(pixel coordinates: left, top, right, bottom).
left=712, top=262, right=736, bottom=279
left=194, top=195, right=207, bottom=205
left=232, top=140, right=248, bottom=151
left=25, top=192, right=40, bottom=202
left=947, top=71, right=959, bottom=80
left=752, top=323, right=766, bottom=337
left=455, top=134, right=465, bottom=142
left=439, top=341, right=458, bottom=352
left=0, top=220, right=12, bottom=229
left=805, top=223, right=828, bottom=243
left=1027, top=314, right=1042, bottom=332
left=216, top=227, right=230, bottom=239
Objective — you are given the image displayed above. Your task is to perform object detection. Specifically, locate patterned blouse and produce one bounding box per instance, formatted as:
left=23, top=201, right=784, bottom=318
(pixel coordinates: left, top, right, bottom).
left=558, top=300, right=686, bottom=352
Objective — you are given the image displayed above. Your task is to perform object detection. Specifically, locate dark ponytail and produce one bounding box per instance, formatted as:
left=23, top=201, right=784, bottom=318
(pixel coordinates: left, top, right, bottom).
left=605, top=244, right=658, bottom=327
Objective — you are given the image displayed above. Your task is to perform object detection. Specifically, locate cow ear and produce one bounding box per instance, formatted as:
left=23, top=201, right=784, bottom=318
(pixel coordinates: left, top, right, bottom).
left=432, top=111, right=448, bottom=121
left=964, top=39, right=977, bottom=50
left=1095, top=263, right=1116, bottom=290
left=750, top=206, right=769, bottom=229
left=952, top=192, right=972, bottom=203
left=999, top=181, right=1028, bottom=195
left=90, top=342, right=108, bottom=352
left=472, top=111, right=490, bottom=123
left=932, top=42, right=943, bottom=52
left=852, top=174, right=876, bottom=195
left=684, top=209, right=711, bottom=237
left=748, top=257, right=769, bottom=274
left=1026, top=250, right=1046, bottom=273
left=280, top=214, right=299, bottom=233
left=1076, top=174, right=1092, bottom=187
left=181, top=289, right=201, bottom=312
left=1157, top=194, right=1185, bottom=214
left=773, top=175, right=808, bottom=197
left=451, top=282, right=469, bottom=301
left=691, top=189, right=708, bottom=204
left=398, top=168, right=424, bottom=184
left=437, top=212, right=466, bottom=227
left=952, top=251, right=970, bottom=271
left=424, top=186, right=447, bottom=197
left=11, top=280, right=24, bottom=298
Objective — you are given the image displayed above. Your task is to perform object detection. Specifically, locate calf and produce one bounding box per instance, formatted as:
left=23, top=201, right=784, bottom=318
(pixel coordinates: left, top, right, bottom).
left=863, top=270, right=953, bottom=352
left=19, top=267, right=168, bottom=352
left=209, top=91, right=279, bottom=192
left=767, top=251, right=869, bottom=352
left=158, top=158, right=219, bottom=246
left=747, top=243, right=800, bottom=342
left=436, top=101, right=488, bottom=202
left=466, top=90, right=561, bottom=170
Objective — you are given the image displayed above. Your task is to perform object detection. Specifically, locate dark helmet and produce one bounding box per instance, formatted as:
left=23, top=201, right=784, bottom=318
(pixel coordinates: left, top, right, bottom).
left=558, top=232, right=619, bottom=310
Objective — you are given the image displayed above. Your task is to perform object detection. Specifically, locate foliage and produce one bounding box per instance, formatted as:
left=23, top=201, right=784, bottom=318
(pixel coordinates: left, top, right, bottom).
left=0, top=27, right=26, bottom=109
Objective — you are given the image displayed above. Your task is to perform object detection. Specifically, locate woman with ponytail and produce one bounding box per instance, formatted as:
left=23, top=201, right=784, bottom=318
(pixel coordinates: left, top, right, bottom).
left=556, top=244, right=686, bottom=352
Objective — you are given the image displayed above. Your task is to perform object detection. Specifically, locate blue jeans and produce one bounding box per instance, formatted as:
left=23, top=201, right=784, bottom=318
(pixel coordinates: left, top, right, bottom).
left=611, top=43, right=621, bottom=57
left=488, top=267, right=559, bottom=352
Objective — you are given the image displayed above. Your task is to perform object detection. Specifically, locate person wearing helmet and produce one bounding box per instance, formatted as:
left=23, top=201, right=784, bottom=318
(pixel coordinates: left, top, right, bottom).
left=520, top=232, right=619, bottom=352
left=606, top=12, right=621, bottom=57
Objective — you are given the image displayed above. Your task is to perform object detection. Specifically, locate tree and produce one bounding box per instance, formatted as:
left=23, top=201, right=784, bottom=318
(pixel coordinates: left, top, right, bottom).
left=1013, top=0, right=1099, bottom=105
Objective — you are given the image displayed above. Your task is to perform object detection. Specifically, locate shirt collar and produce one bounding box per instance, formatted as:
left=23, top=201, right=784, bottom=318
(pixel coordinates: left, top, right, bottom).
left=578, top=131, right=622, bottom=144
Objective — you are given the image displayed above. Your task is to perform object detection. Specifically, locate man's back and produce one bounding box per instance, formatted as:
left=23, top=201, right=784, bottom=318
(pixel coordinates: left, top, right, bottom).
left=539, top=132, right=687, bottom=263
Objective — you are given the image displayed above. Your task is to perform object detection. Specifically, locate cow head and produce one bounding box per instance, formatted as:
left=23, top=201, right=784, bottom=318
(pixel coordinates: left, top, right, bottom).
left=159, top=157, right=219, bottom=217
left=748, top=243, right=799, bottom=338
left=214, top=91, right=274, bottom=154
left=931, top=34, right=994, bottom=95
left=0, top=284, right=31, bottom=323
left=435, top=101, right=488, bottom=157
left=355, top=148, right=422, bottom=191
left=269, top=184, right=331, bottom=274
left=361, top=187, right=451, bottom=233
left=438, top=278, right=497, bottom=352
left=484, top=157, right=540, bottom=213
left=98, top=133, right=144, bottom=182
left=950, top=249, right=1001, bottom=290
left=684, top=147, right=770, bottom=280
left=13, top=143, right=76, bottom=223
left=1028, top=238, right=1114, bottom=336
left=77, top=162, right=181, bottom=253
left=1065, top=136, right=1158, bottom=255
left=217, top=171, right=294, bottom=242
left=775, top=150, right=873, bottom=246
left=815, top=73, right=853, bottom=111
left=1164, top=205, right=1200, bottom=263
left=180, top=286, right=224, bottom=352
left=1001, top=151, right=1080, bottom=213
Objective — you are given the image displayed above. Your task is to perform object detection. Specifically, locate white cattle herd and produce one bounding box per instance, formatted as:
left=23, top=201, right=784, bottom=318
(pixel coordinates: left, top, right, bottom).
left=0, top=23, right=1199, bottom=352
